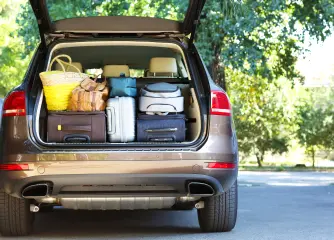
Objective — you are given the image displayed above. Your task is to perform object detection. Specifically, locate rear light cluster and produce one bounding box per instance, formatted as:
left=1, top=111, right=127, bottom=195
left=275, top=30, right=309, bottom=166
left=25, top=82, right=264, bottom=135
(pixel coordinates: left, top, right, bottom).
left=207, top=162, right=236, bottom=169
left=3, top=91, right=26, bottom=117
left=210, top=90, right=231, bottom=116
left=0, top=164, right=30, bottom=171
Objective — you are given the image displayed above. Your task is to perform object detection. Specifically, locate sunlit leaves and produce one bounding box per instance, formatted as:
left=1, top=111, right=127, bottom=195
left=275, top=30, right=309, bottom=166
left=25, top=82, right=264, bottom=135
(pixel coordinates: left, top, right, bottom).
left=0, top=0, right=31, bottom=97
left=197, top=0, right=334, bottom=87
left=228, top=70, right=299, bottom=164
left=16, top=3, right=39, bottom=55
left=297, top=87, right=334, bottom=153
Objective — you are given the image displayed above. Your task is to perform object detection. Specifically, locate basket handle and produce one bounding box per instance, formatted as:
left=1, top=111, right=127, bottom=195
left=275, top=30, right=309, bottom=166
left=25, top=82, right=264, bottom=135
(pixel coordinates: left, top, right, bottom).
left=48, top=54, right=82, bottom=75
left=48, top=54, right=72, bottom=71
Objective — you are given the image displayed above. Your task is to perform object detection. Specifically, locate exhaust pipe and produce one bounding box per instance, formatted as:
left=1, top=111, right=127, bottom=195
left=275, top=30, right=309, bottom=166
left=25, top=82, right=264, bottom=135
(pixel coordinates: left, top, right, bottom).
left=188, top=182, right=214, bottom=196
left=22, top=183, right=50, bottom=198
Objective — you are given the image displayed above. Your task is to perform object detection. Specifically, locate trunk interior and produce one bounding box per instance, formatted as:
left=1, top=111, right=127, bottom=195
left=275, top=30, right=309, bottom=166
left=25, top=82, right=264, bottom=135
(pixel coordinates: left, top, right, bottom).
left=34, top=40, right=203, bottom=147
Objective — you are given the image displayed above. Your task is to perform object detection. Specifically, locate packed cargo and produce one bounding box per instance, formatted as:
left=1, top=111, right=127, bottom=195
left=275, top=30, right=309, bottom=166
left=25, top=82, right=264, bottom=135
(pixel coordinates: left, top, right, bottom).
left=34, top=42, right=203, bottom=147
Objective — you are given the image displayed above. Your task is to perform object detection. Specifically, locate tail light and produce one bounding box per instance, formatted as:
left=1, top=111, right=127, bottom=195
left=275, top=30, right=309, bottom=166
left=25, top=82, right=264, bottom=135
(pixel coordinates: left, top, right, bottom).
left=210, top=90, right=231, bottom=116
left=0, top=164, right=30, bottom=171
left=207, top=162, right=236, bottom=169
left=3, top=91, right=26, bottom=117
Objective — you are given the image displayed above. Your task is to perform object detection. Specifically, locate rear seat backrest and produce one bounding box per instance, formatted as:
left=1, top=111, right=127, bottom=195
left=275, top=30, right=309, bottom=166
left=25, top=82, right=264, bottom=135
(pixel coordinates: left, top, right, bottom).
left=149, top=57, right=178, bottom=77
left=55, top=62, right=83, bottom=72
left=103, top=65, right=130, bottom=77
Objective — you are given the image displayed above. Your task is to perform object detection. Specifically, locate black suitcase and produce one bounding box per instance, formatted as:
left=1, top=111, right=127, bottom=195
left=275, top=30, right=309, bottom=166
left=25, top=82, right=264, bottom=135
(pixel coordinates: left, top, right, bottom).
left=137, top=114, right=186, bottom=142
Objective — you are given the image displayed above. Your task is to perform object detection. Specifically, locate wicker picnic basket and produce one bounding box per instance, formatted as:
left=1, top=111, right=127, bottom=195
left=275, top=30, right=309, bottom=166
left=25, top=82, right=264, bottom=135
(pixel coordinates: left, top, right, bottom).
left=39, top=54, right=88, bottom=111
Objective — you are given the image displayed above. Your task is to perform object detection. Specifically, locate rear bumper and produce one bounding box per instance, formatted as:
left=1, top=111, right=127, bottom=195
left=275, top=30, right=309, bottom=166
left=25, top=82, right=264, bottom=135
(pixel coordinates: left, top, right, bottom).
left=1, top=161, right=237, bottom=198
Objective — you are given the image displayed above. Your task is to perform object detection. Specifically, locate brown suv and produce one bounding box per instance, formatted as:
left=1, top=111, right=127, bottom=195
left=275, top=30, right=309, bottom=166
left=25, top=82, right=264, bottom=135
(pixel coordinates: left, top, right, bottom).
left=0, top=0, right=238, bottom=236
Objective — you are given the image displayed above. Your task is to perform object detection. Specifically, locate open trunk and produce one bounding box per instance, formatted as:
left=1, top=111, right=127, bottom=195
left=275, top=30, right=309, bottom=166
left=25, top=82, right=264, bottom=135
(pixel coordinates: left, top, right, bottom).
left=33, top=40, right=205, bottom=148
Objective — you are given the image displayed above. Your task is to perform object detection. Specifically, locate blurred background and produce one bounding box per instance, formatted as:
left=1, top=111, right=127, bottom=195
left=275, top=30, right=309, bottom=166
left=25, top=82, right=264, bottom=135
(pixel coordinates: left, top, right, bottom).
left=0, top=0, right=333, bottom=170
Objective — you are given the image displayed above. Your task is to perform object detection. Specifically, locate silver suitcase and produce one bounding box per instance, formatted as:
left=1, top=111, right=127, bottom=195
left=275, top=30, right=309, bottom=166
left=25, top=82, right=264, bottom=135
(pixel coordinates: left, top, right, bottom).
left=106, top=97, right=136, bottom=142
left=139, top=82, right=184, bottom=115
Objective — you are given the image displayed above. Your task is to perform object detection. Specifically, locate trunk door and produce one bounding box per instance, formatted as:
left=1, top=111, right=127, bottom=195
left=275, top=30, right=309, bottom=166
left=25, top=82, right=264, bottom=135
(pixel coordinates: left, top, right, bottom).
left=30, top=0, right=205, bottom=44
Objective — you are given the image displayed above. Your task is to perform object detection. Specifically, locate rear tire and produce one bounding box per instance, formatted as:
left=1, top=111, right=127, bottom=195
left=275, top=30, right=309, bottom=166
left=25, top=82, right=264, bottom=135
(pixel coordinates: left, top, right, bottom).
left=197, top=180, right=238, bottom=232
left=0, top=189, right=34, bottom=236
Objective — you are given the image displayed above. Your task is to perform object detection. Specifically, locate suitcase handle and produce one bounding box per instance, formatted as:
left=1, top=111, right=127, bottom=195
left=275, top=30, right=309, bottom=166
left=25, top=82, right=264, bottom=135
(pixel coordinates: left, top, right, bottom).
left=145, top=128, right=178, bottom=133
left=61, top=125, right=91, bottom=132
left=63, top=134, right=90, bottom=143
left=146, top=103, right=177, bottom=111
left=106, top=107, right=116, bottom=134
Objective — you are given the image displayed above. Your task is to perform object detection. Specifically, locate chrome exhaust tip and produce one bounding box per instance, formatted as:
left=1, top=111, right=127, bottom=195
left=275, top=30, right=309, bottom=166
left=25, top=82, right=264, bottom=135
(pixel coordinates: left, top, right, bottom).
left=187, top=182, right=215, bottom=196
left=22, top=183, right=50, bottom=199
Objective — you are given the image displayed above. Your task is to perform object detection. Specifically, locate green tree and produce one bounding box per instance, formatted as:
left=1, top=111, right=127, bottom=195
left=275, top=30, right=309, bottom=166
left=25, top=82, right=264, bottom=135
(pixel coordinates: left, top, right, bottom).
left=17, top=0, right=101, bottom=55
left=100, top=0, right=187, bottom=20
left=196, top=0, right=334, bottom=89
left=297, top=87, right=334, bottom=167
left=297, top=105, right=326, bottom=167
left=0, top=0, right=31, bottom=97
left=229, top=72, right=298, bottom=167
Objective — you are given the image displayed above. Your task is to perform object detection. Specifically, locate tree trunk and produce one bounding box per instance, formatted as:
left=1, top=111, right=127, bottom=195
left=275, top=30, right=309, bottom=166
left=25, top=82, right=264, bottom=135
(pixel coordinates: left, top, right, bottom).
left=256, top=155, right=263, bottom=167
left=311, top=147, right=315, bottom=168
left=211, top=44, right=227, bottom=91
left=256, top=148, right=266, bottom=167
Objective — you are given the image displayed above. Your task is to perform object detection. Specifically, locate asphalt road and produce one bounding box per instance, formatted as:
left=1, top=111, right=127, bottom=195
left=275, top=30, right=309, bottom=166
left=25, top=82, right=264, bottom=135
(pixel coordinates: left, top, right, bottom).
left=3, top=171, right=334, bottom=240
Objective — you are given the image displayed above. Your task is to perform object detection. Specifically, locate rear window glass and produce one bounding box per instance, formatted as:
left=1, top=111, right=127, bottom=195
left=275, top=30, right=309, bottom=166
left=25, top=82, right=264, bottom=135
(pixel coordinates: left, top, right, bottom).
left=47, top=0, right=188, bottom=22
left=130, top=69, right=145, bottom=78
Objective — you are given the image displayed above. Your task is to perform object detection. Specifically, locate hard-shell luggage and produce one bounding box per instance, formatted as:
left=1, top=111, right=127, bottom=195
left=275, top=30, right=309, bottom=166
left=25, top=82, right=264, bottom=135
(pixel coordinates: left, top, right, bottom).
left=106, top=97, right=136, bottom=142
left=141, top=82, right=181, bottom=97
left=137, top=114, right=186, bottom=142
left=139, top=82, right=184, bottom=115
left=108, top=74, right=137, bottom=97
left=47, top=111, right=106, bottom=143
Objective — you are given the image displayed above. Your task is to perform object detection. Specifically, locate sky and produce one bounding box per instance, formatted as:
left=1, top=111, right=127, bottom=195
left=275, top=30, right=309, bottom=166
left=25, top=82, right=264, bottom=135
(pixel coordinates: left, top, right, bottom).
left=296, top=34, right=334, bottom=86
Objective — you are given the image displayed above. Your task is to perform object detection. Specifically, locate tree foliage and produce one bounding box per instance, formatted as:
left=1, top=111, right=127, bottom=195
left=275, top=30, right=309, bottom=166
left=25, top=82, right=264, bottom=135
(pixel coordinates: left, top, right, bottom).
left=196, top=0, right=334, bottom=88
left=297, top=87, right=334, bottom=167
left=229, top=72, right=298, bottom=166
left=0, top=0, right=31, bottom=97
left=99, top=0, right=187, bottom=20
